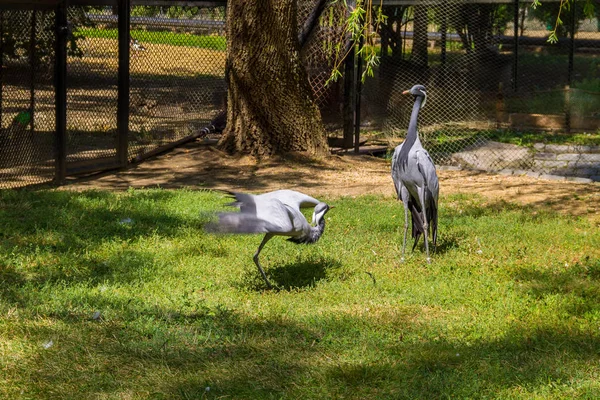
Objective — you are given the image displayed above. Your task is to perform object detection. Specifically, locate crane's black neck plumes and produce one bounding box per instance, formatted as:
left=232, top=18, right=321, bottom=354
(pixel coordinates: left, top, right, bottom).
left=288, top=218, right=326, bottom=244
left=398, top=95, right=423, bottom=170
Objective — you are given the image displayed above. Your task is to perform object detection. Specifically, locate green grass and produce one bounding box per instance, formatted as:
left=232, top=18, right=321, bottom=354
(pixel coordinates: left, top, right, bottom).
left=1, top=188, right=599, bottom=399
left=75, top=28, right=227, bottom=51
left=488, top=129, right=600, bottom=147
left=383, top=128, right=600, bottom=156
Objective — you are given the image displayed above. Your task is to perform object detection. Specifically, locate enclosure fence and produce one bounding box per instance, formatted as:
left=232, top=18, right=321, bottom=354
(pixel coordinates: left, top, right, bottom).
left=1, top=0, right=599, bottom=189
left=356, top=1, right=599, bottom=179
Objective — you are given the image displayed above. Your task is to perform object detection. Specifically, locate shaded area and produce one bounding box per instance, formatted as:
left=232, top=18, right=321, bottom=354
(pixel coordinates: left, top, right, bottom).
left=0, top=189, right=215, bottom=298
left=63, top=140, right=600, bottom=224
left=1, top=188, right=600, bottom=398
left=241, top=255, right=343, bottom=291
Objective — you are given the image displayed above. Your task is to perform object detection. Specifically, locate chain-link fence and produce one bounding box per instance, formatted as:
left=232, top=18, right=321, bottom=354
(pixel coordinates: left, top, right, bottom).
left=299, top=0, right=348, bottom=129
left=1, top=0, right=599, bottom=189
left=355, top=0, right=599, bottom=178
left=0, top=0, right=227, bottom=189
left=0, top=8, right=56, bottom=188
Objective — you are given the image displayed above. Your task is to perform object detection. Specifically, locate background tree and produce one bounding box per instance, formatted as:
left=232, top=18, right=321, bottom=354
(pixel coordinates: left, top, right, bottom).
left=531, top=0, right=596, bottom=42
left=0, top=8, right=89, bottom=75
left=217, top=0, right=329, bottom=158
left=411, top=5, right=429, bottom=68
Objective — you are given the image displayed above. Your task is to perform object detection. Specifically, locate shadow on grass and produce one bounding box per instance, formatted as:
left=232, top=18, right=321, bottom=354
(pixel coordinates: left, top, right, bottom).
left=512, top=256, right=600, bottom=318
left=240, top=255, right=343, bottom=292
left=3, top=188, right=600, bottom=398
left=0, top=188, right=216, bottom=296
left=324, top=327, right=600, bottom=399
left=14, top=297, right=600, bottom=399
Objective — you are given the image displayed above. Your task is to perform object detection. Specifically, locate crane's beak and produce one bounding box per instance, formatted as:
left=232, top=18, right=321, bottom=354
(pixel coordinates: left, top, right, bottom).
left=402, top=90, right=410, bottom=95
left=329, top=205, right=335, bottom=210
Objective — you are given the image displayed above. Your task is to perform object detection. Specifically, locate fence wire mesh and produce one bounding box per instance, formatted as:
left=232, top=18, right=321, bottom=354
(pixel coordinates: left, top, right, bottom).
left=357, top=1, right=599, bottom=177
left=0, top=9, right=55, bottom=189
left=1, top=1, right=599, bottom=189
left=126, top=5, right=226, bottom=161
left=67, top=6, right=118, bottom=169
left=298, top=0, right=348, bottom=128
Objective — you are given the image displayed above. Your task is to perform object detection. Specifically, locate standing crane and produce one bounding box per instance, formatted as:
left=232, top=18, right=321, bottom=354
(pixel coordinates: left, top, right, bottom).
left=207, top=190, right=332, bottom=288
left=391, top=84, right=439, bottom=263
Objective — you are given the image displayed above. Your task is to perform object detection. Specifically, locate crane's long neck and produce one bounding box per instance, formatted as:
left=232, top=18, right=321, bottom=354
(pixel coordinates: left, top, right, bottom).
left=310, top=218, right=326, bottom=242
left=398, top=95, right=423, bottom=170
left=288, top=218, right=326, bottom=244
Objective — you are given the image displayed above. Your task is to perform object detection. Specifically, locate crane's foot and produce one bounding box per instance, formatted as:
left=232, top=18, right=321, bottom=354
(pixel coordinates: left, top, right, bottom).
left=426, top=257, right=431, bottom=264
left=400, top=257, right=405, bottom=263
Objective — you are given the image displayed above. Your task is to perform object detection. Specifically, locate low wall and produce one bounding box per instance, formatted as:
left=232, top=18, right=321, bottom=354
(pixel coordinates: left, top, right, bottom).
left=446, top=140, right=600, bottom=182
left=533, top=143, right=600, bottom=181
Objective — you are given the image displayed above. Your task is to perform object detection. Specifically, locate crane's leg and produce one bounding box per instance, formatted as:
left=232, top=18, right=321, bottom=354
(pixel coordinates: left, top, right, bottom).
left=253, top=234, right=274, bottom=288
left=418, top=188, right=431, bottom=264
left=400, top=187, right=410, bottom=262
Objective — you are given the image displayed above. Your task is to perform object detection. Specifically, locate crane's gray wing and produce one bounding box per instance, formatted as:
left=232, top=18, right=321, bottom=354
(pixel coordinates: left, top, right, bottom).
left=256, top=190, right=320, bottom=211
left=282, top=204, right=312, bottom=236
left=415, top=149, right=439, bottom=201
left=207, top=197, right=295, bottom=235
left=391, top=144, right=405, bottom=198
left=223, top=192, right=258, bottom=214
left=416, top=148, right=439, bottom=246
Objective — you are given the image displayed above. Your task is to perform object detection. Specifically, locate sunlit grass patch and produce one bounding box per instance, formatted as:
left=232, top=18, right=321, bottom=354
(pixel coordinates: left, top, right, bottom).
left=1, top=188, right=599, bottom=398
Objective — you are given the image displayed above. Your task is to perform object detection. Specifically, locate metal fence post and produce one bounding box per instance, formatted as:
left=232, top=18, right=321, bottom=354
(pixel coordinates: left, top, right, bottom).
left=54, top=1, right=67, bottom=184
left=512, top=0, right=519, bottom=92
left=440, top=2, right=447, bottom=84
left=117, top=0, right=130, bottom=167
left=0, top=11, right=4, bottom=130
left=354, top=33, right=363, bottom=154
left=565, top=2, right=576, bottom=134
left=343, top=43, right=355, bottom=149
left=30, top=10, right=36, bottom=139
left=341, top=0, right=356, bottom=150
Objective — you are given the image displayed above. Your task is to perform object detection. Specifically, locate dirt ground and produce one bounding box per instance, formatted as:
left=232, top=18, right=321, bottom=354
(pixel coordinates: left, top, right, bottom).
left=63, top=140, right=600, bottom=224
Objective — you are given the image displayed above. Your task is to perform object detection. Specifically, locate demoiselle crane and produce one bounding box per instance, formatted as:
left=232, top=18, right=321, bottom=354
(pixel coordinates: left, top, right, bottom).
left=391, top=84, right=439, bottom=263
left=207, top=190, right=332, bottom=288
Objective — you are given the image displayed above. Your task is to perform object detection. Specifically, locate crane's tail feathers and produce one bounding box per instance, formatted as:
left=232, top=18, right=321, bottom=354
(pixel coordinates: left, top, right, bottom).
left=408, top=199, right=424, bottom=240
left=287, top=236, right=314, bottom=244
left=408, top=194, right=438, bottom=251
left=205, top=213, right=268, bottom=234
left=427, top=193, right=438, bottom=250
left=211, top=190, right=256, bottom=210
left=211, top=188, right=237, bottom=198
left=411, top=232, right=422, bottom=252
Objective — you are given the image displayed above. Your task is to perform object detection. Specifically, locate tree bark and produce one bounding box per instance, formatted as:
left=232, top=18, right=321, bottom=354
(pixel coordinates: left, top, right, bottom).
left=411, top=5, right=429, bottom=68
left=219, top=0, right=329, bottom=158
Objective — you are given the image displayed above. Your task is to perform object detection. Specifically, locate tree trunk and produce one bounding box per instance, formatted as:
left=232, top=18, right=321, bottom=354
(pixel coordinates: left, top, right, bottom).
left=411, top=5, right=429, bottom=68
left=219, top=0, right=329, bottom=158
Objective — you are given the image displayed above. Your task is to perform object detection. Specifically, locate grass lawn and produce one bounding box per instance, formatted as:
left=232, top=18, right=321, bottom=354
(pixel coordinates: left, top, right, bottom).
left=75, top=28, right=227, bottom=51
left=1, top=188, right=599, bottom=399
left=487, top=129, right=600, bottom=147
